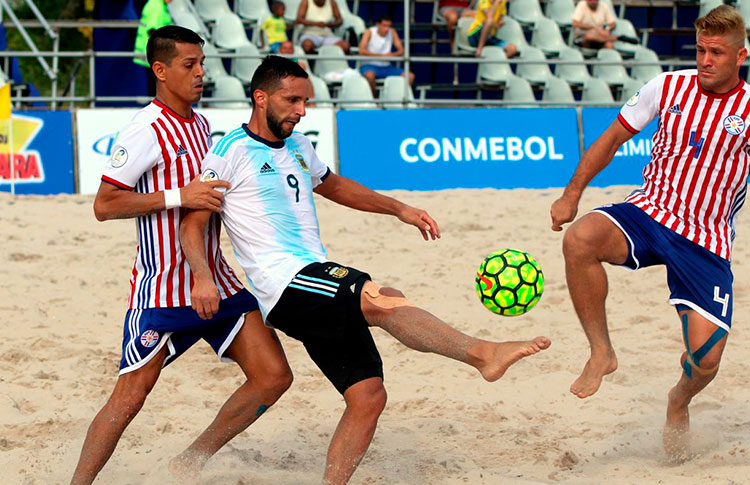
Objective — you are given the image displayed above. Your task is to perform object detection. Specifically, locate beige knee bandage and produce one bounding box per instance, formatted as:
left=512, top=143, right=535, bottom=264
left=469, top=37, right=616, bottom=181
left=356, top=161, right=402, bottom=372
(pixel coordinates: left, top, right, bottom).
left=362, top=282, right=415, bottom=309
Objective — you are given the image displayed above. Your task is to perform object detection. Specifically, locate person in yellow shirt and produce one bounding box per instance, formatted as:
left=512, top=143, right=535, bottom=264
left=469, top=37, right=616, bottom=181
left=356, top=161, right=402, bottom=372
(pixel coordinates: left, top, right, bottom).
left=465, top=0, right=517, bottom=58
left=261, top=1, right=292, bottom=53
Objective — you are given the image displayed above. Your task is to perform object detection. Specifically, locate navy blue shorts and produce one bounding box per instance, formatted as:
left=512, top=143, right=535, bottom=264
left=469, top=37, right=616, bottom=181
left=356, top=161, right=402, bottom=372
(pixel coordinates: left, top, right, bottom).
left=118, top=289, right=260, bottom=374
left=593, top=203, right=733, bottom=331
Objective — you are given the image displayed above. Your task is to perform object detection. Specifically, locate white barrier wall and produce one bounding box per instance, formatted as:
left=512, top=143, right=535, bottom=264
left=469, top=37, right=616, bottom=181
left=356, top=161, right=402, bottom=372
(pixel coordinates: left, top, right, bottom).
left=77, top=107, right=337, bottom=195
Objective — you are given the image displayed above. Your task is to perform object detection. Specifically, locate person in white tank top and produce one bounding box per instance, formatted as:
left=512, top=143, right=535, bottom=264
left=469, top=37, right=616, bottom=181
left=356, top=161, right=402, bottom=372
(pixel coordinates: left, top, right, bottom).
left=359, top=16, right=415, bottom=96
left=296, top=0, right=350, bottom=53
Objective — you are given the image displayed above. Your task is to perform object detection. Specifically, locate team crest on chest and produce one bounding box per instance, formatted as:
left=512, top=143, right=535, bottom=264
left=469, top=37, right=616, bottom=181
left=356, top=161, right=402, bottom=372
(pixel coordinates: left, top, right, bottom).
left=140, top=330, right=160, bottom=348
left=723, top=115, right=745, bottom=136
left=201, top=169, right=218, bottom=182
left=294, top=152, right=309, bottom=172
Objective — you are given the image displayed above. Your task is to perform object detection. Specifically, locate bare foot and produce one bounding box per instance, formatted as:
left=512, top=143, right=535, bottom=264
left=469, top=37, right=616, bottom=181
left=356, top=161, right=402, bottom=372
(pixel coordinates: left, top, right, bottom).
left=472, top=337, right=551, bottom=382
left=168, top=452, right=204, bottom=485
left=663, top=386, right=691, bottom=463
left=570, top=350, right=617, bottom=398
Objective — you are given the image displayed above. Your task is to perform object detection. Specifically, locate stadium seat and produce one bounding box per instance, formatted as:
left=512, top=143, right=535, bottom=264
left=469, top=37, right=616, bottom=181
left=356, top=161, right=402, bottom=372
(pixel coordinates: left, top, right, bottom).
left=313, top=45, right=350, bottom=81
left=284, top=0, right=304, bottom=22
left=542, top=76, right=574, bottom=103
left=172, top=10, right=211, bottom=40
left=381, top=76, right=416, bottom=108
left=309, top=74, right=333, bottom=106
left=582, top=77, right=614, bottom=103
left=339, top=74, right=376, bottom=109
left=210, top=76, right=251, bottom=108
left=237, top=0, right=272, bottom=25
left=592, top=48, right=632, bottom=86
left=555, top=47, right=591, bottom=86
left=698, top=0, right=723, bottom=18
left=738, top=0, right=750, bottom=27
left=516, top=46, right=555, bottom=84
left=168, top=0, right=190, bottom=15
left=454, top=17, right=477, bottom=54
left=509, top=0, right=545, bottom=28
left=477, top=46, right=514, bottom=85
left=213, top=12, right=253, bottom=50
left=496, top=16, right=530, bottom=50
left=195, top=0, right=233, bottom=22
left=612, top=18, right=640, bottom=58
left=202, top=42, right=229, bottom=83
left=619, top=78, right=645, bottom=102
left=631, top=47, right=663, bottom=83
left=432, top=0, right=446, bottom=24
left=503, top=75, right=536, bottom=103
left=233, top=44, right=262, bottom=84
left=531, top=17, right=568, bottom=57
left=336, top=13, right=366, bottom=48
left=545, top=0, right=575, bottom=30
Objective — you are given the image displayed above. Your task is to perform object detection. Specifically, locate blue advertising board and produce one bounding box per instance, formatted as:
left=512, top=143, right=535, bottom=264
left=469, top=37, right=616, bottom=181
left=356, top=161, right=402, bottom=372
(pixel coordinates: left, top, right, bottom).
left=582, top=107, right=658, bottom=187
left=337, top=108, right=581, bottom=190
left=0, top=110, right=74, bottom=194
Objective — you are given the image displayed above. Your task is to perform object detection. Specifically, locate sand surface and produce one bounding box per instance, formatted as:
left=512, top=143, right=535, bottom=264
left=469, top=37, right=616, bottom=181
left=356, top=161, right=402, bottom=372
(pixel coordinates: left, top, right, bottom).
left=1, top=186, right=749, bottom=484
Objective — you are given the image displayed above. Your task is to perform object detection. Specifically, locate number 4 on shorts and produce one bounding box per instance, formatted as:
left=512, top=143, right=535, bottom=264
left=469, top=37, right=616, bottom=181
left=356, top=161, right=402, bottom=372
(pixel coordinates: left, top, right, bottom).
left=713, top=286, right=730, bottom=317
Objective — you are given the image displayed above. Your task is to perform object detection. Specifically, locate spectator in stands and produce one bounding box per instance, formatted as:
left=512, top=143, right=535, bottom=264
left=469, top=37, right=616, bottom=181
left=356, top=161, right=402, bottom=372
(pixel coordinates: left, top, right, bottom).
left=261, top=1, right=292, bottom=54
left=278, top=41, right=310, bottom=71
left=134, top=0, right=173, bottom=95
left=572, top=0, right=617, bottom=49
left=296, top=0, right=350, bottom=54
left=359, top=16, right=414, bottom=96
left=438, top=0, right=475, bottom=52
left=466, top=0, right=517, bottom=58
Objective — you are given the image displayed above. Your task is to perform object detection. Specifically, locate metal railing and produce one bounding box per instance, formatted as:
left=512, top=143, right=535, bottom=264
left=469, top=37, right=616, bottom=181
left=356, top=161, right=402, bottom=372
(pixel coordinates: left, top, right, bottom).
left=0, top=0, right=706, bottom=109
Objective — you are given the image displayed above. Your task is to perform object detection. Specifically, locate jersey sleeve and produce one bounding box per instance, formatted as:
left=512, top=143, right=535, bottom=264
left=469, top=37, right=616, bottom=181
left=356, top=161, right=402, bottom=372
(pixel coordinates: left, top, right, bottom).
left=617, top=73, right=665, bottom=134
left=304, top=138, right=331, bottom=188
left=101, top=122, right=160, bottom=190
left=200, top=152, right=236, bottom=194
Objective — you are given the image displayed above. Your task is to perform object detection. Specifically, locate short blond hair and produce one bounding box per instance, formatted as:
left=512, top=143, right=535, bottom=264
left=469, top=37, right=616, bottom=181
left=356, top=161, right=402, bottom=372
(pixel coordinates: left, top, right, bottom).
left=695, top=5, right=747, bottom=46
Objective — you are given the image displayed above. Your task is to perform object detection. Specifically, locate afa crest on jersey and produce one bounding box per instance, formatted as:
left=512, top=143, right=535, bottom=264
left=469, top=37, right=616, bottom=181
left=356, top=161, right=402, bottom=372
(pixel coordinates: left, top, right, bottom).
left=294, top=152, right=309, bottom=172
left=724, top=115, right=745, bottom=136
left=140, top=329, right=160, bottom=348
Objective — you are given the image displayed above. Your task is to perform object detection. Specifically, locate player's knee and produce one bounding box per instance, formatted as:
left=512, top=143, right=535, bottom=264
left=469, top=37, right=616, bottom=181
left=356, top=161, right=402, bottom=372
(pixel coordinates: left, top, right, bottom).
left=347, top=382, right=387, bottom=418
left=696, top=353, right=722, bottom=372
left=361, top=283, right=411, bottom=322
left=562, top=223, right=592, bottom=259
left=110, top=384, right=150, bottom=415
left=256, top=365, right=294, bottom=398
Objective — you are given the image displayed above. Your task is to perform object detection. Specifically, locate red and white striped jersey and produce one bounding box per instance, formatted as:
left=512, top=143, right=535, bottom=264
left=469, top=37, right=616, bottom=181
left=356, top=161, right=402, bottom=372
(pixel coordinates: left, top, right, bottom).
left=101, top=99, right=243, bottom=309
left=618, top=69, right=750, bottom=261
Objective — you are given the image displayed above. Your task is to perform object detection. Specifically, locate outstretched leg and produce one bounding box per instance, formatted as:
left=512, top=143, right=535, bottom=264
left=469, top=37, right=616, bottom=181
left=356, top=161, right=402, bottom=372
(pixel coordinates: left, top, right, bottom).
left=663, top=309, right=727, bottom=460
left=170, top=311, right=292, bottom=479
left=71, top=347, right=167, bottom=485
left=360, top=283, right=550, bottom=382
left=323, top=378, right=387, bottom=485
left=562, top=212, right=629, bottom=398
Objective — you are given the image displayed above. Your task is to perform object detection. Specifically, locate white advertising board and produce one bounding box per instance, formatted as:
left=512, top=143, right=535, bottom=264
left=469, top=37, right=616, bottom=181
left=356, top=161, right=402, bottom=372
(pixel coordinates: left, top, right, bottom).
left=76, top=107, right=336, bottom=194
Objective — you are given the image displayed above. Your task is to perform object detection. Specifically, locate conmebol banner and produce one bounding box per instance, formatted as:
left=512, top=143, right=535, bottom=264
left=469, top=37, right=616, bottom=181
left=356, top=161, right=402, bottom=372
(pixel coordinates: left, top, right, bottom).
left=77, top=107, right=336, bottom=195
left=336, top=108, right=581, bottom=190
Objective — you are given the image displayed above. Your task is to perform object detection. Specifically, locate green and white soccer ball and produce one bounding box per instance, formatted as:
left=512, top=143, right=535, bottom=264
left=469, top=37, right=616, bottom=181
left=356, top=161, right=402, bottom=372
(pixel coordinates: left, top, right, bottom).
left=475, top=249, right=544, bottom=316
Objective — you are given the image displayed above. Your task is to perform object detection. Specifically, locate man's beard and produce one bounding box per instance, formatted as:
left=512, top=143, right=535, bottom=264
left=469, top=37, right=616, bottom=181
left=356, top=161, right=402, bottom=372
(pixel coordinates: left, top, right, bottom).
left=267, top=107, right=293, bottom=139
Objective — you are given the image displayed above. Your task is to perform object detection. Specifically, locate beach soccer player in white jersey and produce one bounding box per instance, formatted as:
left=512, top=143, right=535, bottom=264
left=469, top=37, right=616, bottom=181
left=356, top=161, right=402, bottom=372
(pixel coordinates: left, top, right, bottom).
left=551, top=5, right=750, bottom=456
left=180, top=55, right=551, bottom=484
left=71, top=27, right=294, bottom=484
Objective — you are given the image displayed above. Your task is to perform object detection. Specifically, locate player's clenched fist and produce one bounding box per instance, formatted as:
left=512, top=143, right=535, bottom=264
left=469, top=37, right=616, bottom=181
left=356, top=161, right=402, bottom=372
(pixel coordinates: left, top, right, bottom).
left=550, top=195, right=578, bottom=232
left=181, top=175, right=231, bottom=212
left=191, top=277, right=221, bottom=320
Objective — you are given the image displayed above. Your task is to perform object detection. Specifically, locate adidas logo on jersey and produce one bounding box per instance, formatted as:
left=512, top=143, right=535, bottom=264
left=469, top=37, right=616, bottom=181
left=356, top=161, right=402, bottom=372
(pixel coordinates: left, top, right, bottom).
left=176, top=145, right=188, bottom=157
left=667, top=104, right=682, bottom=115
left=260, top=162, right=276, bottom=175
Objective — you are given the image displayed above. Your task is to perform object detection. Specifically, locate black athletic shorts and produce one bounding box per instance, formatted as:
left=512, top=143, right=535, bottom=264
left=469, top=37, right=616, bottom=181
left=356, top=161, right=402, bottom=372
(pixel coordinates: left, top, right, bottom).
left=266, top=261, right=384, bottom=394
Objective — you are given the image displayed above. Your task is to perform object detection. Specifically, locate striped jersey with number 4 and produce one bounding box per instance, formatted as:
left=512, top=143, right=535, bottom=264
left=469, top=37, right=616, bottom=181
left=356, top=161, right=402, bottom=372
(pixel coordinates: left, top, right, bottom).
left=618, top=69, right=750, bottom=261
left=101, top=100, right=243, bottom=309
